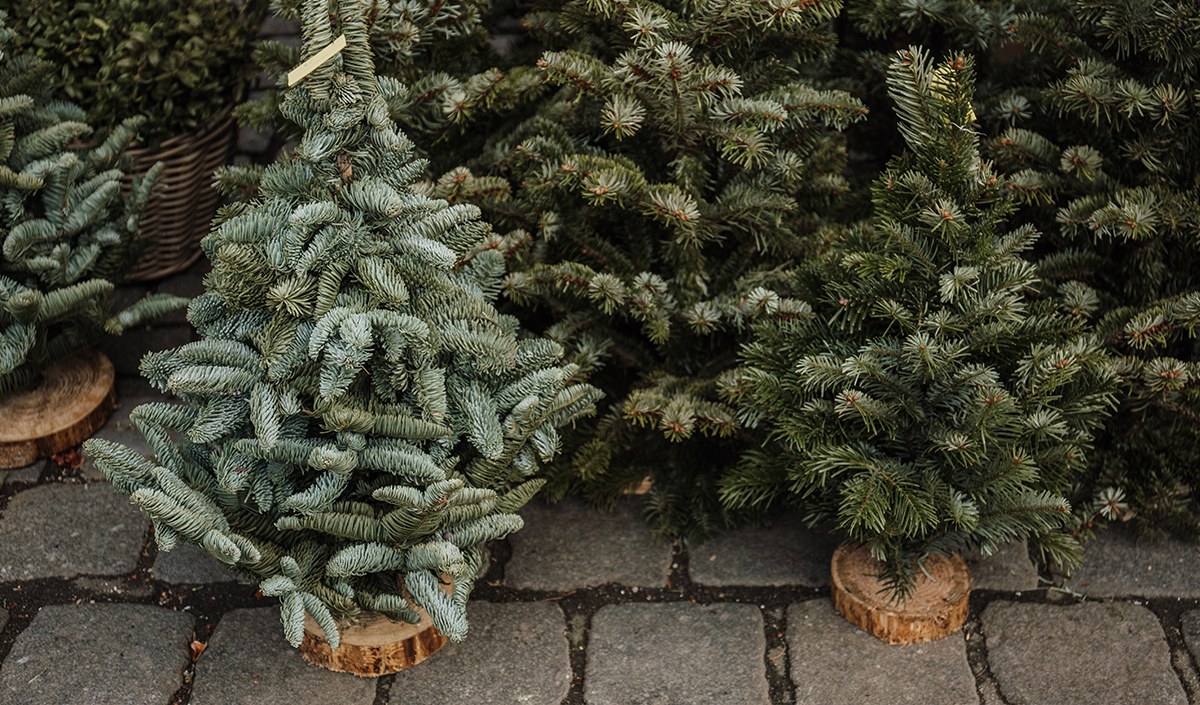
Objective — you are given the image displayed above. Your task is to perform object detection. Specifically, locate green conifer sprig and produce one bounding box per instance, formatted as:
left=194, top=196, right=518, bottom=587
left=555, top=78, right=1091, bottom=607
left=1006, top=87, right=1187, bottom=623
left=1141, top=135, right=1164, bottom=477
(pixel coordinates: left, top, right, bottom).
left=0, top=14, right=187, bottom=397
left=725, top=47, right=1116, bottom=598
left=84, top=0, right=598, bottom=649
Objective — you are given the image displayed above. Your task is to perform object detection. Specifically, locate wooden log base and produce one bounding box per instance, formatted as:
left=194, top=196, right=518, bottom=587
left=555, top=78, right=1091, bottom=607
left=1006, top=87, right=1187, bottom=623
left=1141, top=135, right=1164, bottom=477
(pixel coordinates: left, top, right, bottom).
left=299, top=611, right=447, bottom=676
left=830, top=542, right=970, bottom=645
left=299, top=578, right=455, bottom=676
left=0, top=350, right=116, bottom=468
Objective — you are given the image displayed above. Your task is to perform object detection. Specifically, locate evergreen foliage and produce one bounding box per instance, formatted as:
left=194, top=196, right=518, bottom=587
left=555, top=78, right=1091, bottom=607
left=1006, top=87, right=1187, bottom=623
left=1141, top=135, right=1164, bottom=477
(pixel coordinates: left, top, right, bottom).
left=0, top=14, right=186, bottom=397
left=986, top=0, right=1200, bottom=540
left=1, top=0, right=266, bottom=149
left=84, top=0, right=599, bottom=648
left=412, top=0, right=870, bottom=537
left=723, top=47, right=1117, bottom=596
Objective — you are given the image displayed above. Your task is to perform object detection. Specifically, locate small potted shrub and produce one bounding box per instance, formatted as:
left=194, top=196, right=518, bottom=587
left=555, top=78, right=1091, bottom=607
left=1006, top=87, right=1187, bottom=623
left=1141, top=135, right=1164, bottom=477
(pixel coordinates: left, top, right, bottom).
left=1, top=0, right=268, bottom=279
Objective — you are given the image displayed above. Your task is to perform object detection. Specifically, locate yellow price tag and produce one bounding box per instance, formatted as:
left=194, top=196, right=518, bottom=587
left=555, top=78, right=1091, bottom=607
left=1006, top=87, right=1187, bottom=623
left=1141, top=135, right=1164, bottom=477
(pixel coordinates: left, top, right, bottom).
left=287, top=34, right=347, bottom=86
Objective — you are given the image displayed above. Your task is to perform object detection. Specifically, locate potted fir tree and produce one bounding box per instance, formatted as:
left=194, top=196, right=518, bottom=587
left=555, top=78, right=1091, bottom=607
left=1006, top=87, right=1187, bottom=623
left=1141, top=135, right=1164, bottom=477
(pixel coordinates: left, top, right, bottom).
left=722, top=48, right=1117, bottom=643
left=84, top=0, right=599, bottom=675
left=1, top=0, right=267, bottom=280
left=0, top=14, right=187, bottom=466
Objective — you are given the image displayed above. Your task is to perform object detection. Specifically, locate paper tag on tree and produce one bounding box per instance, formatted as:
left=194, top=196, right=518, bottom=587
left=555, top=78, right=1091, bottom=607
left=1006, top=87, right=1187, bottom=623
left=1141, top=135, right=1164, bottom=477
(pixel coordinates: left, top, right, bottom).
left=287, top=34, right=347, bottom=86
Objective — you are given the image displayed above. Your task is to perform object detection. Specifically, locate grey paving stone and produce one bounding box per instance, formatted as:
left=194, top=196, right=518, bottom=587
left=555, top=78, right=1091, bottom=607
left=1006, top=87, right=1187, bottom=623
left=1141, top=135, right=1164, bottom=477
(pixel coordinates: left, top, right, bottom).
left=787, top=599, right=976, bottom=705
left=585, top=602, right=769, bottom=705
left=0, top=607, right=7, bottom=632
left=82, top=395, right=170, bottom=470
left=391, top=602, right=570, bottom=705
left=0, top=603, right=192, bottom=705
left=963, top=541, right=1039, bottom=591
left=982, top=600, right=1185, bottom=705
left=153, top=543, right=242, bottom=584
left=0, top=483, right=147, bottom=581
left=1, top=461, right=45, bottom=486
left=689, top=514, right=840, bottom=587
left=1062, top=524, right=1200, bottom=597
left=190, top=607, right=375, bottom=705
left=507, top=497, right=673, bottom=591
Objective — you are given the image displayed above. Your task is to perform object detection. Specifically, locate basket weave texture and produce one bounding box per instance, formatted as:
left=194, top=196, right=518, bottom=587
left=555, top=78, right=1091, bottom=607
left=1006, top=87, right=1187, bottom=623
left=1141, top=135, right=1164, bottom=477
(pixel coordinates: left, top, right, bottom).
left=122, top=108, right=236, bottom=281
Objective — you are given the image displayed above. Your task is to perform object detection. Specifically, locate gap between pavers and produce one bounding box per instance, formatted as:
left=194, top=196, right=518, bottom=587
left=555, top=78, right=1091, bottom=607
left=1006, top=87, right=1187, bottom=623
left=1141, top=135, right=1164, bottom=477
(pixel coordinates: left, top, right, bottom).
left=982, top=600, right=1186, bottom=705
left=390, top=601, right=571, bottom=705
left=0, top=483, right=148, bottom=581
left=787, top=598, right=977, bottom=705
left=585, top=602, right=770, bottom=705
left=1182, top=611, right=1200, bottom=667
left=190, top=606, right=376, bottom=705
left=0, top=603, right=193, bottom=705
left=506, top=497, right=674, bottom=591
left=1061, top=524, right=1200, bottom=598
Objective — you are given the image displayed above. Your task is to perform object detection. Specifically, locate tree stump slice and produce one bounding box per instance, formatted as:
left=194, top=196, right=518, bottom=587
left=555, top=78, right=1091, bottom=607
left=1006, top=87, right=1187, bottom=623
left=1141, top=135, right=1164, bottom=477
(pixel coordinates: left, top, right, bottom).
left=830, top=542, right=970, bottom=645
left=0, top=350, right=116, bottom=468
left=299, top=579, right=454, bottom=676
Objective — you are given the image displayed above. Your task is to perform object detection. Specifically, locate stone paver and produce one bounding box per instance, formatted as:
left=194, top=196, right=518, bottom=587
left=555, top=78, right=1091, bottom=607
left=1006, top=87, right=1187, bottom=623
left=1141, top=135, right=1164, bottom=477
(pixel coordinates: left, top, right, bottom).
left=507, top=498, right=673, bottom=590
left=963, top=541, right=1039, bottom=591
left=153, top=543, right=241, bottom=584
left=0, top=483, right=147, bottom=581
left=1063, top=524, right=1200, bottom=597
left=391, top=602, right=570, bottom=705
left=1182, top=610, right=1200, bottom=666
left=982, top=600, right=1185, bottom=705
left=787, top=599, right=976, bottom=705
left=585, top=602, right=769, bottom=705
left=689, top=514, right=840, bottom=587
left=1, top=461, right=45, bottom=486
left=190, top=607, right=375, bottom=705
left=0, top=607, right=7, bottom=632
left=81, top=395, right=170, bottom=481
left=0, top=603, right=192, bottom=705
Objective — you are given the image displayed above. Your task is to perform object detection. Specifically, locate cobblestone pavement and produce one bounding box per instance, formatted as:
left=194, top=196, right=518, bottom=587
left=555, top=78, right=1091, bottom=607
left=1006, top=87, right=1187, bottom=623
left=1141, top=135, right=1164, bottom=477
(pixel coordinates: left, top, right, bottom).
left=3, top=269, right=1200, bottom=704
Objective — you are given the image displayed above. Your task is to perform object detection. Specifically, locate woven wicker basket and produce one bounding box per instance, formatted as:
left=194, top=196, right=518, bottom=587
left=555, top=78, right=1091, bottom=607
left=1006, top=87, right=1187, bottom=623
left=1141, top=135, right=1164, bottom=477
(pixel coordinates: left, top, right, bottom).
left=122, top=107, right=237, bottom=281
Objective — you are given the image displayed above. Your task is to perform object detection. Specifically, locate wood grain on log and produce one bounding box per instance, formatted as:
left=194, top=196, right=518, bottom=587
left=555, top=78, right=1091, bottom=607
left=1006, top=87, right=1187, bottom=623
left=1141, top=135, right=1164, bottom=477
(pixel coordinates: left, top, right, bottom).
left=299, top=578, right=453, bottom=676
left=0, top=350, right=116, bottom=468
left=830, top=542, right=970, bottom=645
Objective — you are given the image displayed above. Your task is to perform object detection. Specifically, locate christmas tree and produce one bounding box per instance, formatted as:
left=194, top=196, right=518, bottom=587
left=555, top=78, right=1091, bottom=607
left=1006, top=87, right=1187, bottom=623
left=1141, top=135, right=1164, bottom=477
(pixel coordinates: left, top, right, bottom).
left=722, top=46, right=1116, bottom=595
left=982, top=0, right=1200, bottom=539
left=0, top=13, right=185, bottom=397
left=84, top=0, right=599, bottom=648
left=408, top=0, right=870, bottom=537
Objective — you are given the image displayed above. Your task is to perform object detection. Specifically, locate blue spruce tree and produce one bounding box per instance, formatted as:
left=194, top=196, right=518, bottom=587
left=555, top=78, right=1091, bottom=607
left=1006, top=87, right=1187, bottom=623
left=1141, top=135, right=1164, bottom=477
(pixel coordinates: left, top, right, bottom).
left=84, top=0, right=599, bottom=648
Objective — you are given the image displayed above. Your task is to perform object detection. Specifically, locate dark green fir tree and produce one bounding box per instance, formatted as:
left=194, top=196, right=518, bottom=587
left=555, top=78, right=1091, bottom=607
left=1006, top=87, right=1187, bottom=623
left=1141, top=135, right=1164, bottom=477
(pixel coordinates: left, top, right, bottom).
left=983, top=0, right=1200, bottom=540
left=84, top=0, right=599, bottom=647
left=722, top=47, right=1116, bottom=595
left=0, top=13, right=185, bottom=397
left=413, top=0, right=869, bottom=537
